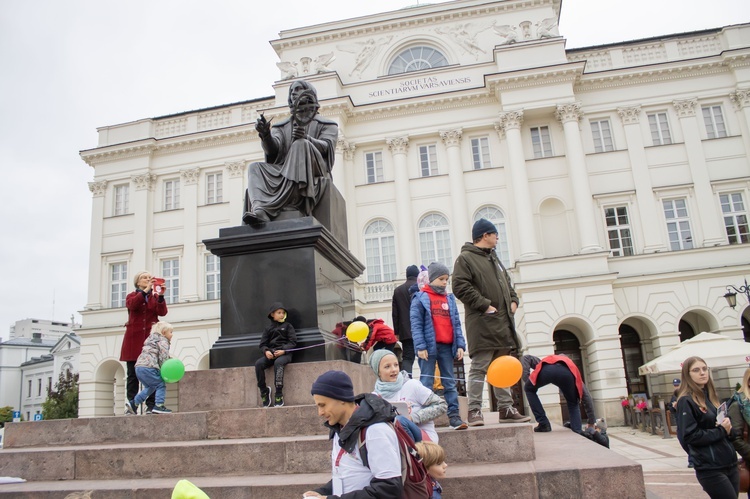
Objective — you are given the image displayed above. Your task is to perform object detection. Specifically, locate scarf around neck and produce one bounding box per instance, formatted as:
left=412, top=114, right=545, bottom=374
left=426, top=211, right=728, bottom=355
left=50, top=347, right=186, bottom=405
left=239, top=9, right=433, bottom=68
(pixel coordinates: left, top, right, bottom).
left=733, top=391, right=750, bottom=425
left=375, top=370, right=408, bottom=399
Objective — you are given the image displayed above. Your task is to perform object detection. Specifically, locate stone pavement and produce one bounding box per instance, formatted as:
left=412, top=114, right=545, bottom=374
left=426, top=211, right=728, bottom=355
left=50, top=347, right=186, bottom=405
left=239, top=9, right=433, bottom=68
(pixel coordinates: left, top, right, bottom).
left=606, top=426, right=708, bottom=498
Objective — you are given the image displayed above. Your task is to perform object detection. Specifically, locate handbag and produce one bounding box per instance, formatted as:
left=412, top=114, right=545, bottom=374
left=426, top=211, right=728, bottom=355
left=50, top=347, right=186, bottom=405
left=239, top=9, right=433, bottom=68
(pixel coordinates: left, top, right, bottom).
left=740, top=423, right=750, bottom=493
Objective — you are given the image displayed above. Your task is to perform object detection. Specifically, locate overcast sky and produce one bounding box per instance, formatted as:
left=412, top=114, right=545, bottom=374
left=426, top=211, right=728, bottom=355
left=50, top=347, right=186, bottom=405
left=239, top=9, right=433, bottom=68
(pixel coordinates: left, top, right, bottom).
left=0, top=0, right=747, bottom=340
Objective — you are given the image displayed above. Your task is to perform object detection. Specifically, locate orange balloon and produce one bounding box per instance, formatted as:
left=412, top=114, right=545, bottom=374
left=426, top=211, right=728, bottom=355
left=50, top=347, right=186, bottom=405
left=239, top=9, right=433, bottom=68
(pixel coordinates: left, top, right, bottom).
left=487, top=355, right=523, bottom=388
left=346, top=321, right=369, bottom=343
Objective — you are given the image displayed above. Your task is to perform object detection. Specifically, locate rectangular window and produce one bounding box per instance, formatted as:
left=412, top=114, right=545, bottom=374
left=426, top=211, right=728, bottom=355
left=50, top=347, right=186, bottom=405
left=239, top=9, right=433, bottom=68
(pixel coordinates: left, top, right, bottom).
left=206, top=254, right=221, bottom=300
left=47, top=377, right=52, bottom=393
left=604, top=206, right=634, bottom=257
left=419, top=145, right=438, bottom=177
left=530, top=126, right=553, bottom=158
left=365, top=151, right=384, bottom=184
left=720, top=192, right=750, bottom=244
left=110, top=262, right=128, bottom=308
left=471, top=137, right=491, bottom=170
left=663, top=198, right=693, bottom=250
left=114, top=184, right=129, bottom=216
left=647, top=112, right=672, bottom=145
left=702, top=105, right=727, bottom=139
left=37, top=378, right=42, bottom=396
left=590, top=119, right=614, bottom=152
left=27, top=379, right=31, bottom=398
left=206, top=172, right=223, bottom=204
left=161, top=258, right=180, bottom=304
left=164, top=179, right=180, bottom=210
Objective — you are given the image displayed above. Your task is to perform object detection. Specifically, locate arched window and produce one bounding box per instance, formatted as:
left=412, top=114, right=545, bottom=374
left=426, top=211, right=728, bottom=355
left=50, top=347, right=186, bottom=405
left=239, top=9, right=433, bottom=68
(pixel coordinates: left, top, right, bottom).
left=418, top=214, right=452, bottom=270
left=364, top=220, right=397, bottom=283
left=474, top=206, right=511, bottom=266
left=388, top=46, right=448, bottom=75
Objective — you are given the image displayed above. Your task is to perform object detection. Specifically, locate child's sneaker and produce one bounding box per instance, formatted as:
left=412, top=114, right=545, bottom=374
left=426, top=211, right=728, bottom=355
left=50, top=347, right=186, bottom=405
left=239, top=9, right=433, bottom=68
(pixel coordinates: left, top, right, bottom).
left=274, top=393, right=284, bottom=407
left=151, top=405, right=172, bottom=414
left=260, top=386, right=272, bottom=407
left=124, top=399, right=136, bottom=415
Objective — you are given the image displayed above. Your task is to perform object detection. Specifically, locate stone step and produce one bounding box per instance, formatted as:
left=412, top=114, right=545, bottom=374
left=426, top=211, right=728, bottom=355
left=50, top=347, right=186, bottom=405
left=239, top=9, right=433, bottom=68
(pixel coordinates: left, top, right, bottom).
left=0, top=423, right=534, bottom=482
left=0, top=428, right=645, bottom=498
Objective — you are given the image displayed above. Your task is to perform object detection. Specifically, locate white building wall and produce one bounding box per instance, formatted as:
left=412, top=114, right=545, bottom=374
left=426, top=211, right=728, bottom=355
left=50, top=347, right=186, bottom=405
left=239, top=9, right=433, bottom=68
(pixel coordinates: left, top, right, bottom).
left=77, top=0, right=750, bottom=420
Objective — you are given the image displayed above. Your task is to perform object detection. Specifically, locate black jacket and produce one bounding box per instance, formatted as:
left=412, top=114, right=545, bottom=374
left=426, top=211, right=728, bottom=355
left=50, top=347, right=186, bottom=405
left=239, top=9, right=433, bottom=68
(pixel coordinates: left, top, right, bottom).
left=392, top=277, right=417, bottom=340
left=676, top=391, right=737, bottom=470
left=314, top=393, right=403, bottom=498
left=258, top=321, right=296, bottom=353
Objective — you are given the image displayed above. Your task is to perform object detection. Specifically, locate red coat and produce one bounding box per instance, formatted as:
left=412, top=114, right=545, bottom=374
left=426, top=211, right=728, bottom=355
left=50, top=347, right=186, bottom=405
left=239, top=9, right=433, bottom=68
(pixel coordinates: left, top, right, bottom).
left=120, top=290, right=168, bottom=361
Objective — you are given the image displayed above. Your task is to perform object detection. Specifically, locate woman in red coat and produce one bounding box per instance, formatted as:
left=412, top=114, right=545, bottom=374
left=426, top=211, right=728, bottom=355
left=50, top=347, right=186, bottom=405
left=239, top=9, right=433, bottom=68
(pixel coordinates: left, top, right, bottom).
left=120, top=271, right=168, bottom=414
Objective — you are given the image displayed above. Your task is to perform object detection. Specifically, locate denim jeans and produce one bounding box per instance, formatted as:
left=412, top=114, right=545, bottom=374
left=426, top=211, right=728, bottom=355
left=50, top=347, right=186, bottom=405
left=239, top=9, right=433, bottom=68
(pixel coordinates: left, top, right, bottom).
left=523, top=362, right=581, bottom=433
left=127, top=361, right=155, bottom=411
left=134, top=367, right=166, bottom=406
left=418, top=343, right=459, bottom=416
left=396, top=415, right=423, bottom=443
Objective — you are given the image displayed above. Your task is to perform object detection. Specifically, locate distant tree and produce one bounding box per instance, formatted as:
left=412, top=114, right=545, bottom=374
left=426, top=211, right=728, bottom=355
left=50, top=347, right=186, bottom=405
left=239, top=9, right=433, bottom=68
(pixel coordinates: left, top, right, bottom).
left=0, top=406, right=18, bottom=427
left=41, top=371, right=79, bottom=420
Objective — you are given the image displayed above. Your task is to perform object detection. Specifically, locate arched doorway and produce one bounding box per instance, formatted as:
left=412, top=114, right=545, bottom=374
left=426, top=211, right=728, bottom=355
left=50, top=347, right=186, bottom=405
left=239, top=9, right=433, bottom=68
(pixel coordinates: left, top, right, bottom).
left=553, top=329, right=588, bottom=423
left=741, top=306, right=750, bottom=342
left=679, top=319, right=696, bottom=342
left=619, top=324, right=648, bottom=397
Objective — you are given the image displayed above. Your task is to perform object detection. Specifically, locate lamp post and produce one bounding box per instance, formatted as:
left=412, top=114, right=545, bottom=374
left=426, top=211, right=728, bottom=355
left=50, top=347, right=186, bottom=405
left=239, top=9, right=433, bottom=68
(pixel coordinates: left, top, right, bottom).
left=724, top=278, right=750, bottom=309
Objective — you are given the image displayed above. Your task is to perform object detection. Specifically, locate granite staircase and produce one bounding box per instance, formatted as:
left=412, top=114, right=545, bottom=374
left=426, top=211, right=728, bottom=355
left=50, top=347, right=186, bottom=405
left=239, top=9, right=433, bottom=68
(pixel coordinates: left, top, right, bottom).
left=0, top=361, right=646, bottom=498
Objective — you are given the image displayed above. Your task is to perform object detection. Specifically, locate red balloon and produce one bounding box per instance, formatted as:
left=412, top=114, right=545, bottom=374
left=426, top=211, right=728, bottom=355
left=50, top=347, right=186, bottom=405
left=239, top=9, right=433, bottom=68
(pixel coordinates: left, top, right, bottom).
left=487, top=355, right=523, bottom=388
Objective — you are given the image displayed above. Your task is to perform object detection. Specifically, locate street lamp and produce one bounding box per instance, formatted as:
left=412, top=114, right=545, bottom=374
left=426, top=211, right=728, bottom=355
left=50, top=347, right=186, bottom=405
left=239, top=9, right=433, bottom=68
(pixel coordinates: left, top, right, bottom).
left=724, top=278, right=750, bottom=309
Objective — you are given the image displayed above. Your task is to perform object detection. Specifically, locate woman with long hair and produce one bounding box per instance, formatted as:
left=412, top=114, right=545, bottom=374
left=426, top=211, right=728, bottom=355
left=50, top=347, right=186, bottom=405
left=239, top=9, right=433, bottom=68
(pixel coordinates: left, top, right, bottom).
left=677, top=356, right=738, bottom=498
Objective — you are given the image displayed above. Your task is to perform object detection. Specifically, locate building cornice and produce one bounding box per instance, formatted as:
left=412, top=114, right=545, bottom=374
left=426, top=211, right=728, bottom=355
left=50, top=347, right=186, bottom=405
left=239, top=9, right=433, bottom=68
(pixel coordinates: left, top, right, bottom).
left=272, top=0, right=560, bottom=51
left=486, top=63, right=584, bottom=93
left=348, top=91, right=496, bottom=122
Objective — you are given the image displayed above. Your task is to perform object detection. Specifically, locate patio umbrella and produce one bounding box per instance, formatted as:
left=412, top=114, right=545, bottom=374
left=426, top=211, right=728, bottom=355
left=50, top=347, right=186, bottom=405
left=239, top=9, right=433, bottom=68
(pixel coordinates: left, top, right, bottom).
left=638, top=332, right=750, bottom=375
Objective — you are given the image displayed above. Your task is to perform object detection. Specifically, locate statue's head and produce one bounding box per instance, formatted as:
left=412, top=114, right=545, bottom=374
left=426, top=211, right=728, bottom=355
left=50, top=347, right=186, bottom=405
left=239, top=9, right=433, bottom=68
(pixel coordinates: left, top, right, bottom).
left=288, top=80, right=320, bottom=126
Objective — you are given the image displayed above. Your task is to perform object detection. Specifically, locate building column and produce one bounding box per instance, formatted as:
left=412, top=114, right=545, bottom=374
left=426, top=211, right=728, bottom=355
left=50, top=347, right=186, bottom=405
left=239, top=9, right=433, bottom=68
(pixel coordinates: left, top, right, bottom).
left=387, top=137, right=416, bottom=268
left=496, top=111, right=541, bottom=260
left=617, top=106, right=665, bottom=253
left=86, top=180, right=107, bottom=309
left=730, top=87, right=750, bottom=158
left=439, top=128, right=470, bottom=250
left=130, top=173, right=155, bottom=273
left=181, top=167, right=201, bottom=301
left=336, top=137, right=359, bottom=256
left=555, top=103, right=603, bottom=254
left=672, top=98, right=725, bottom=246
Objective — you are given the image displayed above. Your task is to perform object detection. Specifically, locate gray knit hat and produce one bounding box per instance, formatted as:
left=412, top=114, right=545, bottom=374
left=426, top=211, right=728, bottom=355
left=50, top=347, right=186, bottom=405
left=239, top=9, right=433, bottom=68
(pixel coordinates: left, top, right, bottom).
left=428, top=262, right=450, bottom=283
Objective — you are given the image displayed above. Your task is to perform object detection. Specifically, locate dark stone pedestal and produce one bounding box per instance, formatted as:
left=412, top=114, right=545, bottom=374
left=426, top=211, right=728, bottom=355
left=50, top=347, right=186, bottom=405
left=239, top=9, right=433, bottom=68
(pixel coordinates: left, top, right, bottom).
left=203, top=216, right=364, bottom=369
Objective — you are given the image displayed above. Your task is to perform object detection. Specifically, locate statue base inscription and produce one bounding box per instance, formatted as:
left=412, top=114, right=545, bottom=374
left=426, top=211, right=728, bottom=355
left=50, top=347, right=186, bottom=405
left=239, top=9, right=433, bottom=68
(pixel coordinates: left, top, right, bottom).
left=204, top=216, right=364, bottom=369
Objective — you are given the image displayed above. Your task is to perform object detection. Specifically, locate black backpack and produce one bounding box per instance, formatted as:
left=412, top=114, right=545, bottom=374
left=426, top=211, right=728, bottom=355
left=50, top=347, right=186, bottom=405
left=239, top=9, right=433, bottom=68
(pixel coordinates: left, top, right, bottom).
left=358, top=421, right=433, bottom=499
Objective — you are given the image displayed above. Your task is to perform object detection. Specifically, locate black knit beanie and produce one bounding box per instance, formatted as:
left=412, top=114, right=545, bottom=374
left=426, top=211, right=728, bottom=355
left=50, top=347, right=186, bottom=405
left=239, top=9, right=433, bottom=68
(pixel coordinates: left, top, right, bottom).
left=472, top=218, right=497, bottom=240
left=311, top=370, right=355, bottom=402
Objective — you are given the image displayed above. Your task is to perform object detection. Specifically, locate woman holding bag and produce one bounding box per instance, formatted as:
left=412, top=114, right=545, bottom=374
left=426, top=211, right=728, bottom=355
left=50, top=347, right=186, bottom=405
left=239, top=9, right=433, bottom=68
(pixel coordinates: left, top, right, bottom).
left=729, top=367, right=750, bottom=495
left=677, top=356, right=738, bottom=498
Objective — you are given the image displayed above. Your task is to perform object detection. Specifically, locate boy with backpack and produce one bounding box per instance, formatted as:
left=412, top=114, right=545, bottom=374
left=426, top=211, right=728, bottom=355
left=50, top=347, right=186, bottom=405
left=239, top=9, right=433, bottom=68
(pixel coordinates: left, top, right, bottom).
left=304, top=370, right=432, bottom=498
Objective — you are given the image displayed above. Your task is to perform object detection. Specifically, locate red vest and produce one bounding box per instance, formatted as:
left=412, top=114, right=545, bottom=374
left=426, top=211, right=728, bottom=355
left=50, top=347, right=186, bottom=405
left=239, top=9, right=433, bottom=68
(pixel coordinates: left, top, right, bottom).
left=529, top=355, right=584, bottom=399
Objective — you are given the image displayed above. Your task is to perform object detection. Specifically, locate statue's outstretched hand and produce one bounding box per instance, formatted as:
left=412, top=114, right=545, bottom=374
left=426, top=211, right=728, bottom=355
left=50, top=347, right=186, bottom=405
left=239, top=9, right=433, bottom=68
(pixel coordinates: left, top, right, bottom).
left=256, top=114, right=272, bottom=137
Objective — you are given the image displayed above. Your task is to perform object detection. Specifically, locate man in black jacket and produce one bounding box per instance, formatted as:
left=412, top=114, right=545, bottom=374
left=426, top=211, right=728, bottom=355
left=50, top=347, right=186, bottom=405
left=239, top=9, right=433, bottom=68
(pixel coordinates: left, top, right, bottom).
left=391, top=264, right=419, bottom=376
left=304, top=371, right=403, bottom=498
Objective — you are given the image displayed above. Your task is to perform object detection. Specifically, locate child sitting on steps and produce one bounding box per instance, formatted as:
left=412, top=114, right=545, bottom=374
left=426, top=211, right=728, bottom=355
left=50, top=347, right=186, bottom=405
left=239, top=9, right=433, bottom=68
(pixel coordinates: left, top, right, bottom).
left=255, top=302, right=297, bottom=407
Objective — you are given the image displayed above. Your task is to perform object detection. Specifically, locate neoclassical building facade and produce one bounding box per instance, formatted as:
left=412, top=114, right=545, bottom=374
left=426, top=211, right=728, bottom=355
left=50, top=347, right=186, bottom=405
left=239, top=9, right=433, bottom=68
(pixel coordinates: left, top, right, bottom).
left=79, top=0, right=750, bottom=422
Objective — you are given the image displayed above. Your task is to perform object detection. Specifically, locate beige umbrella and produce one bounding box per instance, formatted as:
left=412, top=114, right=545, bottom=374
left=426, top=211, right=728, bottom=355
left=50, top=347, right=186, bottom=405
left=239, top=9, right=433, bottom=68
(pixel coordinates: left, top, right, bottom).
left=638, top=332, right=750, bottom=375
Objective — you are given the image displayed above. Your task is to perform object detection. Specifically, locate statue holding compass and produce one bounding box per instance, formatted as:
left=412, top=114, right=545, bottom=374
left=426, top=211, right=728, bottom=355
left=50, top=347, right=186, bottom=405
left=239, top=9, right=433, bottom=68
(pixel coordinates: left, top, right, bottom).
left=243, top=80, right=339, bottom=224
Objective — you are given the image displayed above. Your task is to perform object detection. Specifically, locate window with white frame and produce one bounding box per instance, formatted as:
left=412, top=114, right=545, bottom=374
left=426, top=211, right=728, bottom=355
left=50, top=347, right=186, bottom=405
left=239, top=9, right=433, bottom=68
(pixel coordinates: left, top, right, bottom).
left=27, top=379, right=31, bottom=397
left=662, top=198, right=693, bottom=250
left=604, top=206, right=634, bottom=257
left=530, top=126, right=553, bottom=158
left=110, top=262, right=128, bottom=307
left=471, top=137, right=491, bottom=170
left=206, top=254, right=221, bottom=300
left=474, top=206, right=511, bottom=267
left=590, top=119, right=614, bottom=152
left=206, top=172, right=223, bottom=204
left=702, top=105, right=727, bottom=139
left=365, top=151, right=384, bottom=184
left=647, top=112, right=672, bottom=145
left=418, top=213, right=453, bottom=270
left=419, top=145, right=438, bottom=177
left=388, top=46, right=449, bottom=75
left=113, top=184, right=129, bottom=216
left=161, top=258, right=179, bottom=304
left=37, top=378, right=42, bottom=396
left=720, top=192, right=749, bottom=244
left=164, top=179, right=180, bottom=210
left=364, top=220, right=397, bottom=283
